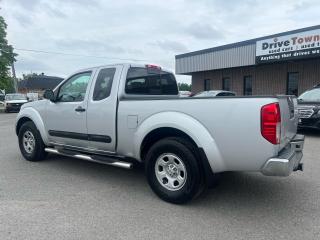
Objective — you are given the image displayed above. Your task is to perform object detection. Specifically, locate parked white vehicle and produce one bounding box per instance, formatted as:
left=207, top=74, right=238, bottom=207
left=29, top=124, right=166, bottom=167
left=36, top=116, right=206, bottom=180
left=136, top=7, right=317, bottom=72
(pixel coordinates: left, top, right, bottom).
left=194, top=90, right=236, bottom=97
left=179, top=91, right=192, bottom=97
left=26, top=92, right=39, bottom=102
left=16, top=63, right=305, bottom=203
left=4, top=93, right=28, bottom=113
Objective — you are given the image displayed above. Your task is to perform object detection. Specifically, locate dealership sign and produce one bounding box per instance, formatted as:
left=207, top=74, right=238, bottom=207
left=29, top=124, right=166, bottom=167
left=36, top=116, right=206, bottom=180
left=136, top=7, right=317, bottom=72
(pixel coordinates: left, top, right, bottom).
left=256, top=29, right=320, bottom=64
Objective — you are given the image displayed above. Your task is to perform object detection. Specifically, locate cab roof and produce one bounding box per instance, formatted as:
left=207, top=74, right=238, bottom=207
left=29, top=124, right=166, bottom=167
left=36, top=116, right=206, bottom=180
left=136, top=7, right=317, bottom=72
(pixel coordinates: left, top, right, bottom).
left=76, top=63, right=173, bottom=75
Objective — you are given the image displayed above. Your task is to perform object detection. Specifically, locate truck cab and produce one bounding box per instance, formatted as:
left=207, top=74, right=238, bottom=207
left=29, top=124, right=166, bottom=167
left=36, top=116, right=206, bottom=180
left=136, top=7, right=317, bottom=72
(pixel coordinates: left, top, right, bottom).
left=38, top=64, right=178, bottom=153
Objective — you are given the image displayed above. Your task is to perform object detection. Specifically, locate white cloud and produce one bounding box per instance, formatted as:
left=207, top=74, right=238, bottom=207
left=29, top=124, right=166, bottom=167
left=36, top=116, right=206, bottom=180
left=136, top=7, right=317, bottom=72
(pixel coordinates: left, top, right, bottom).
left=1, top=0, right=320, bottom=84
left=152, top=40, right=188, bottom=53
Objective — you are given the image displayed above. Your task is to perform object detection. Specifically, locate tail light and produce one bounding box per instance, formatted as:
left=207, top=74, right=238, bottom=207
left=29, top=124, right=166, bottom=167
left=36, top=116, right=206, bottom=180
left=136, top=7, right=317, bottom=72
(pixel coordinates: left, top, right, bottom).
left=261, top=103, right=281, bottom=144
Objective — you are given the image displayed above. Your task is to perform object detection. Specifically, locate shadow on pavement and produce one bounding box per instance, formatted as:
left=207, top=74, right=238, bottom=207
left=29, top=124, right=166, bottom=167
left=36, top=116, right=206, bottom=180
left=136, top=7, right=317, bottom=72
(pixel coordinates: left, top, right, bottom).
left=44, top=153, right=307, bottom=215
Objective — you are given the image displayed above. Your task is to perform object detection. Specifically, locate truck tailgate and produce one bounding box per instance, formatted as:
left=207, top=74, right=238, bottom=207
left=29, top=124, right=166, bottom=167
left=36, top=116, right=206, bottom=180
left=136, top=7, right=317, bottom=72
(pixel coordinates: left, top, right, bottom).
left=278, top=96, right=299, bottom=150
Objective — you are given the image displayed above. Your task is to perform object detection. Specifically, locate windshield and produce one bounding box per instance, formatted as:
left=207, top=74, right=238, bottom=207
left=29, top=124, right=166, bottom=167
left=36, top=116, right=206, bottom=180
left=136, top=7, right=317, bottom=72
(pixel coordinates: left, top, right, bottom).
left=5, top=94, right=27, bottom=101
left=298, top=88, right=320, bottom=102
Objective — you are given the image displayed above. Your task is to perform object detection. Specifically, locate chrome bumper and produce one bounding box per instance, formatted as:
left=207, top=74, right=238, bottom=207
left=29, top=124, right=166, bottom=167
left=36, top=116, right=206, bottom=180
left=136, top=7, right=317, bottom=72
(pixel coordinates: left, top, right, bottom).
left=261, top=134, right=305, bottom=177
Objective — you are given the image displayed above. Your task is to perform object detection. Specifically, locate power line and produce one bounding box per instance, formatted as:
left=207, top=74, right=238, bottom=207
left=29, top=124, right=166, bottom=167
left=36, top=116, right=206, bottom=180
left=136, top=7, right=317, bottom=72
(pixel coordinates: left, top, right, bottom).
left=13, top=47, right=148, bottom=62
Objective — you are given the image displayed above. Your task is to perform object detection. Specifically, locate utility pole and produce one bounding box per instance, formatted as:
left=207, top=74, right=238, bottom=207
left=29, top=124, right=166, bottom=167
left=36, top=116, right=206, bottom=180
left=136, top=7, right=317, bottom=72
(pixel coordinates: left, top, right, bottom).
left=11, top=60, right=18, bottom=92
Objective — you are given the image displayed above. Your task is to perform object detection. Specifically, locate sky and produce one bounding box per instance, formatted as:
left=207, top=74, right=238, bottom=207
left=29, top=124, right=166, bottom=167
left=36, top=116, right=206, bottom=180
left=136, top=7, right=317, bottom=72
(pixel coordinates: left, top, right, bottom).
left=1, top=0, right=320, bottom=83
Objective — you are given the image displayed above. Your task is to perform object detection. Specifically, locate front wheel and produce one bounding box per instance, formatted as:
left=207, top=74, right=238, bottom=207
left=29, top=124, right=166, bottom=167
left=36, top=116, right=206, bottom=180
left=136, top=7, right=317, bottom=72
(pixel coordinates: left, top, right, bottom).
left=145, top=137, right=204, bottom=204
left=18, top=121, right=47, bottom=162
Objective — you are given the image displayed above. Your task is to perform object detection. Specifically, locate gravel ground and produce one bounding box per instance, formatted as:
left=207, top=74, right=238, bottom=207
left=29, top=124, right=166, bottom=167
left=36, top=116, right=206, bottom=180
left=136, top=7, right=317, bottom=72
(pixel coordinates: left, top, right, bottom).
left=0, top=113, right=319, bottom=240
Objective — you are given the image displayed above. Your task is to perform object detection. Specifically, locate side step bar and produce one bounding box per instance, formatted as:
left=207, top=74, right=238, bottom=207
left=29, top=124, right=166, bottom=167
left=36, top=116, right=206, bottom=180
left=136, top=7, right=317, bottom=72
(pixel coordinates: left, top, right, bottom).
left=45, top=148, right=133, bottom=169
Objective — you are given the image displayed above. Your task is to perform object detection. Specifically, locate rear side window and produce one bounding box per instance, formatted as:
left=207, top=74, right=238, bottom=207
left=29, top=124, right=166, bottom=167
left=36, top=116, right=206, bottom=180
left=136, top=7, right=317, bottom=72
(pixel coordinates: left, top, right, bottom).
left=125, top=67, right=178, bottom=95
left=93, top=68, right=116, bottom=101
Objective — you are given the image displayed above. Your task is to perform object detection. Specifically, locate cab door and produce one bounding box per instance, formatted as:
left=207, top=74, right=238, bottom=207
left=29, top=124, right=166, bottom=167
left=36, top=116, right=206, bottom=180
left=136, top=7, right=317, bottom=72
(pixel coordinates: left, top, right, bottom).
left=45, top=71, right=94, bottom=148
left=86, top=65, right=123, bottom=153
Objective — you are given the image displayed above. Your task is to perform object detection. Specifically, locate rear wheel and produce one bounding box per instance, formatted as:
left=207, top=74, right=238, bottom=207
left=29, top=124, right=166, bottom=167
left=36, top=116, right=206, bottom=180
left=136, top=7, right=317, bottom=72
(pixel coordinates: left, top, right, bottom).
left=145, top=137, right=204, bottom=204
left=18, top=121, right=47, bottom=162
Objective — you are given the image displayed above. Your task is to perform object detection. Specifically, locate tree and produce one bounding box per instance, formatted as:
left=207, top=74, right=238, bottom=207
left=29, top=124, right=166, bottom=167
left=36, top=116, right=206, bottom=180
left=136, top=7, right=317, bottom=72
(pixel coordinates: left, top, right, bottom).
left=0, top=15, right=17, bottom=93
left=178, top=82, right=191, bottom=91
left=22, top=72, right=44, bottom=80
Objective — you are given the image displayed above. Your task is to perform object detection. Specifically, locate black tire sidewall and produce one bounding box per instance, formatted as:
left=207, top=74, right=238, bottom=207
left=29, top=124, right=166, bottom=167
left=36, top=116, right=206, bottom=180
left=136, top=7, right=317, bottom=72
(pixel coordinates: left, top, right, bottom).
left=18, top=122, right=46, bottom=161
left=145, top=138, right=202, bottom=204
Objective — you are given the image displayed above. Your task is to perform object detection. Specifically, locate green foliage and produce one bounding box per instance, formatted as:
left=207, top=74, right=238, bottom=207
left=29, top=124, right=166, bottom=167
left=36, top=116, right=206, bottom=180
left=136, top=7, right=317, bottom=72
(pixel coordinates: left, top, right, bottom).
left=0, top=15, right=17, bottom=93
left=0, top=76, right=14, bottom=93
left=178, top=82, right=191, bottom=91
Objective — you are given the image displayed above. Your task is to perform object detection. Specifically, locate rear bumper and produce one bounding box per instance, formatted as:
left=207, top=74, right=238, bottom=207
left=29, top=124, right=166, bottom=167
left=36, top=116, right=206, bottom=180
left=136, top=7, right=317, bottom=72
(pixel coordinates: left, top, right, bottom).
left=261, top=134, right=305, bottom=177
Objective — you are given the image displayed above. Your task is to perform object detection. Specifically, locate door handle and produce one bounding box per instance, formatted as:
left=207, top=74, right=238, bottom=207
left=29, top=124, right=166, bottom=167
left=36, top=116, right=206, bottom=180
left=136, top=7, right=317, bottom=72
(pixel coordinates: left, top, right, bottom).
left=75, top=106, right=86, bottom=112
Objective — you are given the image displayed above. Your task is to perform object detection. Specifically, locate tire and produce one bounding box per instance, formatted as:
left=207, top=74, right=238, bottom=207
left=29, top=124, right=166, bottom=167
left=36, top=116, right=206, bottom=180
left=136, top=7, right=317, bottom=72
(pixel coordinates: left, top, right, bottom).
left=18, top=121, right=47, bottom=162
left=145, top=137, right=204, bottom=204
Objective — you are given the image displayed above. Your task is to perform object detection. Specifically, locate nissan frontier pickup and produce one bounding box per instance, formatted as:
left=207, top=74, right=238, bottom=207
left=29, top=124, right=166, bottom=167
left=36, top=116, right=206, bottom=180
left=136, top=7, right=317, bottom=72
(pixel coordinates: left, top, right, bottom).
left=16, top=63, right=305, bottom=203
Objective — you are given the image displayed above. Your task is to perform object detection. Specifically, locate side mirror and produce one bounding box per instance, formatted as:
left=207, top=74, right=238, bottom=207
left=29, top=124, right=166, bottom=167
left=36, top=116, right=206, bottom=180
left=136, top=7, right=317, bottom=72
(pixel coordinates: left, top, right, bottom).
left=43, top=89, right=55, bottom=102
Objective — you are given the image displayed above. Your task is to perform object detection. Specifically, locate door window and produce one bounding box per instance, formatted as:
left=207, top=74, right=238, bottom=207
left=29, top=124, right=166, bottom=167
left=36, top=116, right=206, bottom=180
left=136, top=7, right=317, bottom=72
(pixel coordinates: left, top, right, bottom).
left=57, top=72, right=92, bottom=102
left=93, top=68, right=116, bottom=101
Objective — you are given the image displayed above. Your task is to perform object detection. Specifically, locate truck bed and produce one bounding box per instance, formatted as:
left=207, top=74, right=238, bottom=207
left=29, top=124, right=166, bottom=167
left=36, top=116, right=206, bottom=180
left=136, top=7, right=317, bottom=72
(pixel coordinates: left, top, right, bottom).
left=117, top=96, right=298, bottom=173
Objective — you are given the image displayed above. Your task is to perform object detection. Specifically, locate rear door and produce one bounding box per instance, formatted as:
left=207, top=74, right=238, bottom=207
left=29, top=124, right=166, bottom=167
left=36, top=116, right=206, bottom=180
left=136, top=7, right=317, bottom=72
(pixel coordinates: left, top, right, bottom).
left=86, top=65, right=123, bottom=153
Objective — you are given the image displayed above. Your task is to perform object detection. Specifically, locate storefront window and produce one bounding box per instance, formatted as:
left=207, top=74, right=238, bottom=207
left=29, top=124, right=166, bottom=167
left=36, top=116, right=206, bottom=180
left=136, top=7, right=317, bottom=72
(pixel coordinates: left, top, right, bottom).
left=204, top=79, right=211, bottom=91
left=287, top=72, right=298, bottom=96
left=222, top=77, right=231, bottom=91
left=243, top=76, right=252, bottom=95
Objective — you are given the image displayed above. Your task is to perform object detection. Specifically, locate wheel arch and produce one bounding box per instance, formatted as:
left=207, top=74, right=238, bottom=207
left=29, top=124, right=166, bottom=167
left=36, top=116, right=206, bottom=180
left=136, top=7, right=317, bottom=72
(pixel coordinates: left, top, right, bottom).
left=134, top=111, right=225, bottom=173
left=140, top=127, right=198, bottom=161
left=16, top=116, right=33, bottom=135
left=16, top=108, right=49, bottom=145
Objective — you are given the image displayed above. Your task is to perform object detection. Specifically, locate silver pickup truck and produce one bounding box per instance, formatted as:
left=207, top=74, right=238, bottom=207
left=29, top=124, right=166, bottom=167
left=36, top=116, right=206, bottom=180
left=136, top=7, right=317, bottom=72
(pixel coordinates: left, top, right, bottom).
left=16, top=63, right=305, bottom=203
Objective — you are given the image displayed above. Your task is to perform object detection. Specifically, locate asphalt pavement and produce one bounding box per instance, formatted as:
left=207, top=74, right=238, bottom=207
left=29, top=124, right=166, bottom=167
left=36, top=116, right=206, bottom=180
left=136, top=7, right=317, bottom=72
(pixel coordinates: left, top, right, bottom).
left=0, top=113, right=320, bottom=240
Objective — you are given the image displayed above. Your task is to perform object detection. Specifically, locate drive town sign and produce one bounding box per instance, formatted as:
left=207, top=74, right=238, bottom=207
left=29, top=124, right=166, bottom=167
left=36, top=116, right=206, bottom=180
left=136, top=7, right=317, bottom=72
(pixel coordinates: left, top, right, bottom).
left=256, top=29, right=320, bottom=63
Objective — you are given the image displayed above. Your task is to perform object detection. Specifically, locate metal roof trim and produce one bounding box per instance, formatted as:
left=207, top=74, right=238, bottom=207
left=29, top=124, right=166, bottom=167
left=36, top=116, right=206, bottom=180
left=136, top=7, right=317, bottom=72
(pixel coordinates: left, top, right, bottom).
left=176, top=25, right=320, bottom=59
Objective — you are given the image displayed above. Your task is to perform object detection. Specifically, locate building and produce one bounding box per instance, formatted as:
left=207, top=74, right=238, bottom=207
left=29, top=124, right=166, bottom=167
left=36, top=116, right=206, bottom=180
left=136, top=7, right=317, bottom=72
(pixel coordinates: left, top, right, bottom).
left=18, top=74, right=64, bottom=96
left=175, top=25, right=320, bottom=96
